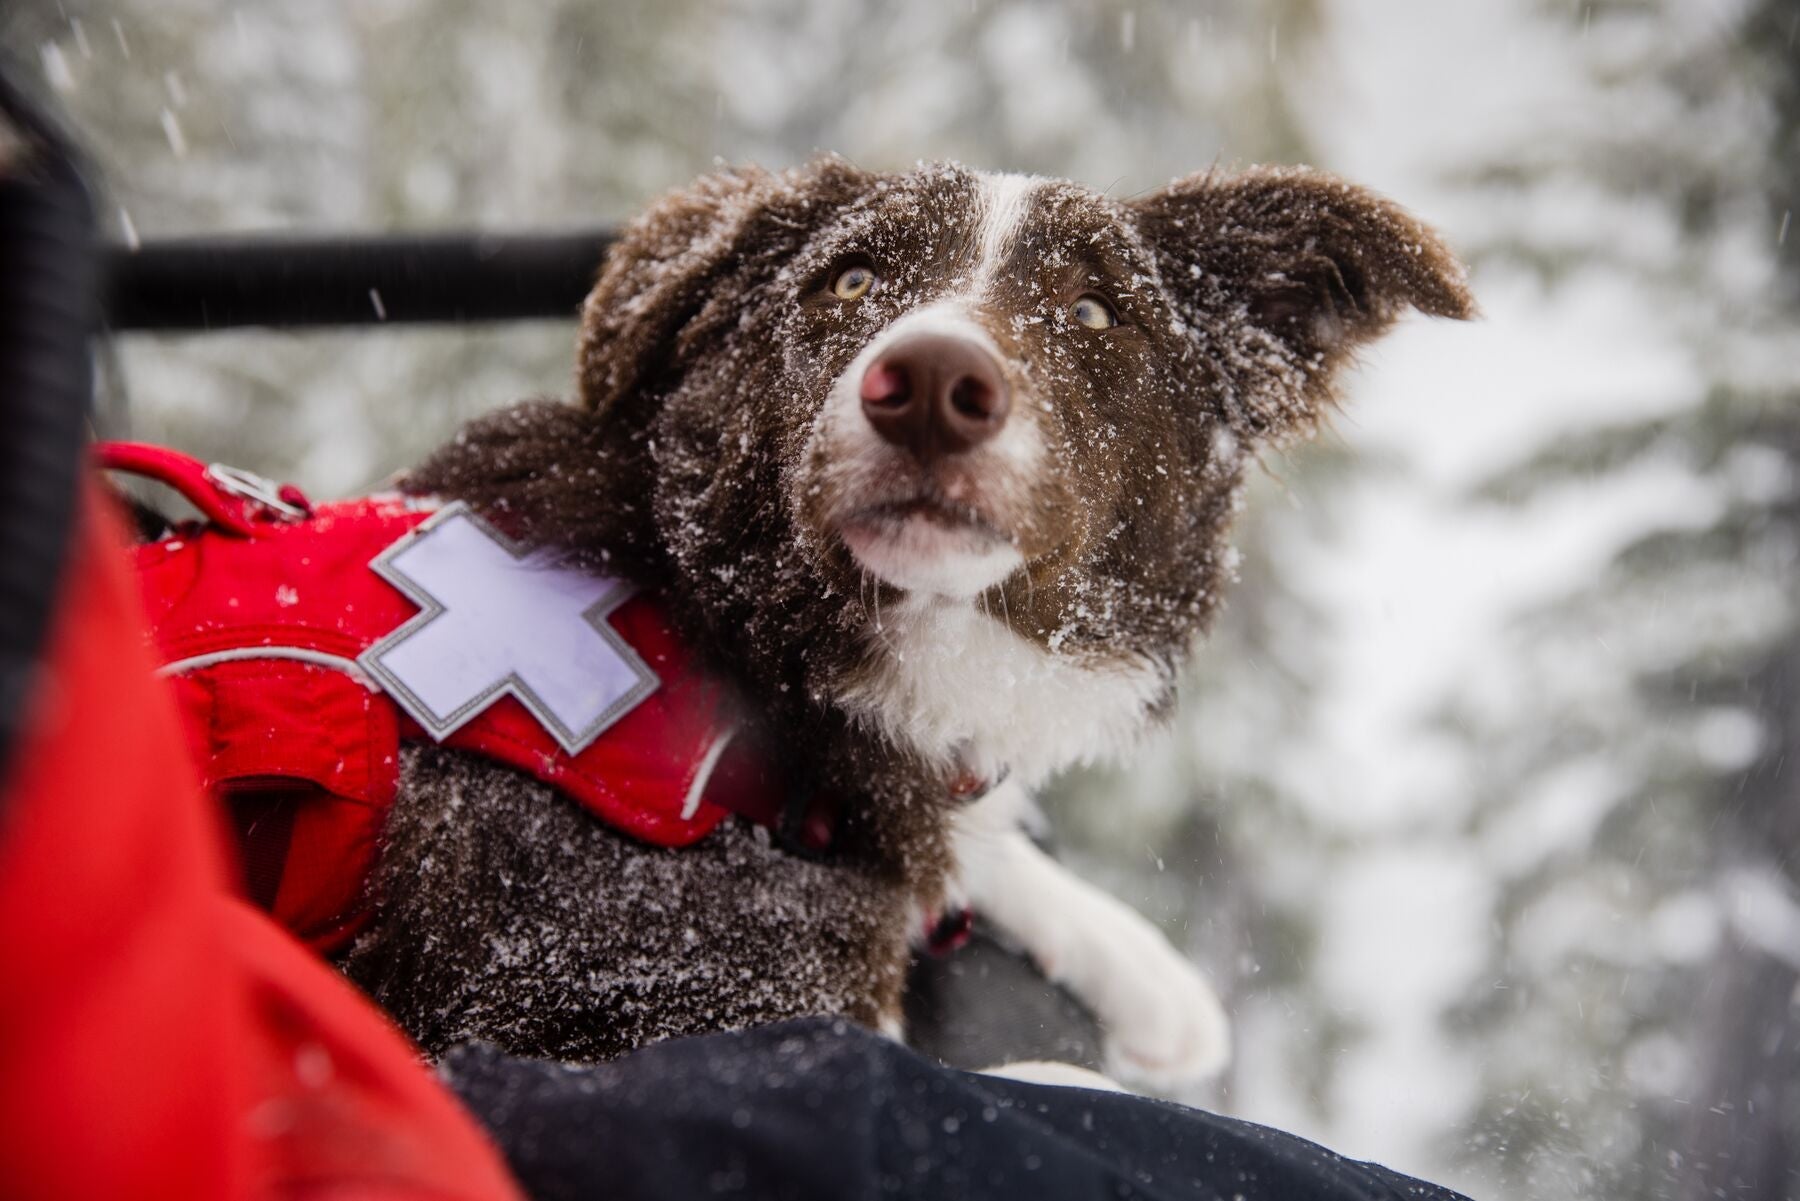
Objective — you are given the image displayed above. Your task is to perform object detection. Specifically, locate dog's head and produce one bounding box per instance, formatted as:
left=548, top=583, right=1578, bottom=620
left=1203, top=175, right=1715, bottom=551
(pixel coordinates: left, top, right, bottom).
left=565, top=158, right=1471, bottom=781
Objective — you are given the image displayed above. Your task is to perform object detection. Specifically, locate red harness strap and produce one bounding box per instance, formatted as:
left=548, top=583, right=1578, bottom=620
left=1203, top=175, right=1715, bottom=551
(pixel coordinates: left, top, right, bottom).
left=104, top=443, right=776, bottom=955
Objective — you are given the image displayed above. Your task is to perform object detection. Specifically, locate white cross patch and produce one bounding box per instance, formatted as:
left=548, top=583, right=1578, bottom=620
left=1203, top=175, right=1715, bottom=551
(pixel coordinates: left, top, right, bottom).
left=359, top=503, right=658, bottom=755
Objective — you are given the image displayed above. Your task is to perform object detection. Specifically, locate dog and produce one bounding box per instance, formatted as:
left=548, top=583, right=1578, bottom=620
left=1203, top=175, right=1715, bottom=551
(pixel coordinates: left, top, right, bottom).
left=336, top=157, right=1472, bottom=1086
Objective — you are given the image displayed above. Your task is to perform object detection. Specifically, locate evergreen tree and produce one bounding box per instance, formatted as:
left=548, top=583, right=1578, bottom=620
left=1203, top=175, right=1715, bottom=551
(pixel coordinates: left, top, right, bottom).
left=1440, top=1, right=1800, bottom=1195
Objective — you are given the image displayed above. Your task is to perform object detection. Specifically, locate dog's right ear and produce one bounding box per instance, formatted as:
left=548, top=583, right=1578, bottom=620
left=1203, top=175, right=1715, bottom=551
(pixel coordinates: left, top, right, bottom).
left=578, top=157, right=872, bottom=420
left=577, top=168, right=769, bottom=419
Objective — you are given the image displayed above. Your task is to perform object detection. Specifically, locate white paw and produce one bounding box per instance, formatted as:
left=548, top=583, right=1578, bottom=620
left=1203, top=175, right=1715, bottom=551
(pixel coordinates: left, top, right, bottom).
left=1028, top=887, right=1232, bottom=1090
left=1091, top=922, right=1232, bottom=1090
left=950, top=787, right=1231, bottom=1091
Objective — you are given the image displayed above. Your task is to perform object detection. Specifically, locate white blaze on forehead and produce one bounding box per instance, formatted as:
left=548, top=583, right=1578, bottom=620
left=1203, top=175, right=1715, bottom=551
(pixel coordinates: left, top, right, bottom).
left=972, top=172, right=1041, bottom=291
left=864, top=300, right=1001, bottom=354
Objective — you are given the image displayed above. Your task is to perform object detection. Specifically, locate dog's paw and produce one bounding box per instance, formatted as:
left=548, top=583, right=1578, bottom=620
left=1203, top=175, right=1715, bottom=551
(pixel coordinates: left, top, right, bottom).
left=1025, top=884, right=1232, bottom=1090
left=952, top=793, right=1231, bottom=1090
left=1090, top=921, right=1232, bottom=1091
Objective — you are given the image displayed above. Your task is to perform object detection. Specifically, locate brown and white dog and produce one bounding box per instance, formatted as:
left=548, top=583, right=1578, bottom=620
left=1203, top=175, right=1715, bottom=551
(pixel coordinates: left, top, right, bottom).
left=349, top=158, right=1472, bottom=1087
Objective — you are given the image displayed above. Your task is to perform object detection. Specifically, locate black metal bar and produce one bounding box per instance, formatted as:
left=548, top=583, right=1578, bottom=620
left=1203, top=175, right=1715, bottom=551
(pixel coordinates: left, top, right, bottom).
left=0, top=65, right=97, bottom=786
left=102, top=229, right=616, bottom=331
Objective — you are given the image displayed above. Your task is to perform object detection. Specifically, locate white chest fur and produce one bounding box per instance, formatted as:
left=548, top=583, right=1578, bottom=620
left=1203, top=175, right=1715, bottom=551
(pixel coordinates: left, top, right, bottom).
left=839, top=594, right=1166, bottom=785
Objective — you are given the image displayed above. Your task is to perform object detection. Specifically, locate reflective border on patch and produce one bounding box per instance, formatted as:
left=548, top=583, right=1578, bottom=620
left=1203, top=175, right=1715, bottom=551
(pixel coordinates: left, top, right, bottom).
left=358, top=501, right=659, bottom=755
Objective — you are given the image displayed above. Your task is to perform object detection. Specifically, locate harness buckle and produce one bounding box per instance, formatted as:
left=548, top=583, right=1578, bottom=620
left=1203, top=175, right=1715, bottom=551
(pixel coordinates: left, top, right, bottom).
left=206, top=462, right=312, bottom=520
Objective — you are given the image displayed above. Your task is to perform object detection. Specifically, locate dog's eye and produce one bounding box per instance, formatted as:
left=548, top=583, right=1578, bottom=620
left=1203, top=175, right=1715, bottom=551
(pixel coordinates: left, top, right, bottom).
left=1070, top=294, right=1118, bottom=330
left=831, top=263, right=878, bottom=301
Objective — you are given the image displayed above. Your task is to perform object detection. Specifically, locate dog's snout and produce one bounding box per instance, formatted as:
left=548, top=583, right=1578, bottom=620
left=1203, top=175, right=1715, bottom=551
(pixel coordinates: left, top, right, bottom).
left=858, top=333, right=1010, bottom=458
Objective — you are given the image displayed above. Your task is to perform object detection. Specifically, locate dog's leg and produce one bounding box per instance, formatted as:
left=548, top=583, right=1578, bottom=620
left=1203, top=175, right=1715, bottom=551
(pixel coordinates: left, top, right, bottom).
left=950, top=781, right=1232, bottom=1089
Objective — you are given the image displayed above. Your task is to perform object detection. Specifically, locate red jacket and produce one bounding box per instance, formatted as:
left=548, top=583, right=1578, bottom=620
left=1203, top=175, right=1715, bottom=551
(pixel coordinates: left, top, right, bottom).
left=106, top=443, right=781, bottom=956
left=0, top=482, right=524, bottom=1201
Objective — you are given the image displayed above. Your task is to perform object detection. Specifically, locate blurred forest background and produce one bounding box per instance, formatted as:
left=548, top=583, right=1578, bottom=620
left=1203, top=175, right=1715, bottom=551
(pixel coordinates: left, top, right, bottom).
left=3, top=0, right=1796, bottom=1196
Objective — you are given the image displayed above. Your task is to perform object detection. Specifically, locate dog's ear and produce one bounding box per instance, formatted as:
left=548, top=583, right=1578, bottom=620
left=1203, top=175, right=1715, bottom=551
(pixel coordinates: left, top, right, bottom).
left=1131, top=165, right=1474, bottom=439
left=578, top=156, right=872, bottom=420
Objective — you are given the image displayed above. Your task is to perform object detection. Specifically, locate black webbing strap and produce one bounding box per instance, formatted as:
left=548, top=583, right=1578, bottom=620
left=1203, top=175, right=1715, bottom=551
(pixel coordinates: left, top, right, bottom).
left=103, top=229, right=615, bottom=331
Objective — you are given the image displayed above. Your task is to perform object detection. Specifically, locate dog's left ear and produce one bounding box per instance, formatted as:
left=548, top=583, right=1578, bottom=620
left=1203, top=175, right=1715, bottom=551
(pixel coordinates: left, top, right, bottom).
left=1131, top=165, right=1475, bottom=438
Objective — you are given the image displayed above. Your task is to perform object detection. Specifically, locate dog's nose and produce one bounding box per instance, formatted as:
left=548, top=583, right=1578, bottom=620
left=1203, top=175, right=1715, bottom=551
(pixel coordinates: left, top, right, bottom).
left=858, top=333, right=1010, bottom=458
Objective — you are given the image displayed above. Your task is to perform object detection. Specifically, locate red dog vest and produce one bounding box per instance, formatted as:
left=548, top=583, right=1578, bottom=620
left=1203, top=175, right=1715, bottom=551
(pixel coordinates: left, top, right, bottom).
left=105, top=443, right=783, bottom=955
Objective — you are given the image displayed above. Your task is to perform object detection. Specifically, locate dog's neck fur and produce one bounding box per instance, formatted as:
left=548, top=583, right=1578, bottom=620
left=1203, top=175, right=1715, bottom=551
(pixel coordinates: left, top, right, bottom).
left=840, top=592, right=1167, bottom=787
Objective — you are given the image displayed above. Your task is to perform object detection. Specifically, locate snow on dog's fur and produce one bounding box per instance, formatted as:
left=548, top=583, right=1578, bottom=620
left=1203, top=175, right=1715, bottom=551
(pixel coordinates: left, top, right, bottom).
left=352, top=158, right=1472, bottom=1084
